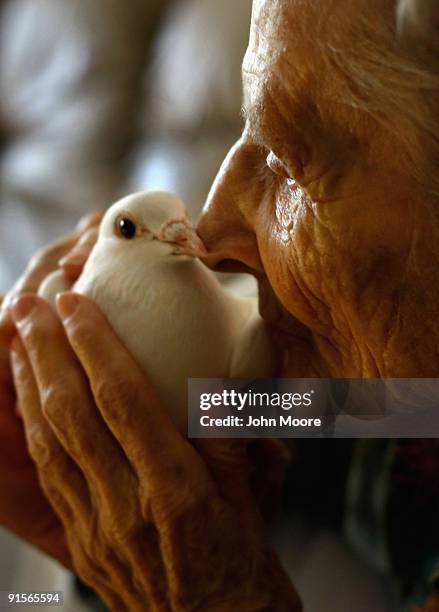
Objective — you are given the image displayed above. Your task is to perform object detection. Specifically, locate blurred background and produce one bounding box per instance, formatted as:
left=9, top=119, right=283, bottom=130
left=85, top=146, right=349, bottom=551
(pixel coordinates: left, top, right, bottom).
left=0, top=1, right=395, bottom=610
left=0, top=0, right=252, bottom=292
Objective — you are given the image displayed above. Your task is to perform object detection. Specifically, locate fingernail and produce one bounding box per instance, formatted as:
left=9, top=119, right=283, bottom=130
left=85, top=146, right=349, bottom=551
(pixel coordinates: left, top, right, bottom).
left=11, top=295, right=38, bottom=323
left=56, top=293, right=81, bottom=321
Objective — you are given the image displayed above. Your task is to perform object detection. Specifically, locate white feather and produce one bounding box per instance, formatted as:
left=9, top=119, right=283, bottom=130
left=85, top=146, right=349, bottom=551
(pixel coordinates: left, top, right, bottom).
left=39, top=191, right=276, bottom=431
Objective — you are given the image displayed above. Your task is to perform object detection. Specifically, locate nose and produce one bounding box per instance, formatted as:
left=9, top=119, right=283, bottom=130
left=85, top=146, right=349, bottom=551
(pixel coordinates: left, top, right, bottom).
left=197, top=140, right=264, bottom=275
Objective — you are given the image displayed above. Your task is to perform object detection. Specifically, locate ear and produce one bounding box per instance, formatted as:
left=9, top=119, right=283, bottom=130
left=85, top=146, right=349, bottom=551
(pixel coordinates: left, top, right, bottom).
left=396, top=0, right=439, bottom=64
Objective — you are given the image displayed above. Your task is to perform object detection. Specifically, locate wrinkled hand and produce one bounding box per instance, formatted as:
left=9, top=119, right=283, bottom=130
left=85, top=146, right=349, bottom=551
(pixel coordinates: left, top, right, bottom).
left=10, top=292, right=301, bottom=611
left=0, top=342, right=70, bottom=565
left=0, top=213, right=101, bottom=566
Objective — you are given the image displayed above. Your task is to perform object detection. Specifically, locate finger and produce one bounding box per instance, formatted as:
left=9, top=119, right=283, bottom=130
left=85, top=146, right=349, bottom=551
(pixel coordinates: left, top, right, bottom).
left=59, top=227, right=99, bottom=281
left=56, top=293, right=215, bottom=506
left=59, top=212, right=102, bottom=280
left=10, top=362, right=115, bottom=607
left=75, top=211, right=103, bottom=233
left=11, top=329, right=148, bottom=609
left=11, top=294, right=170, bottom=605
left=10, top=297, right=157, bottom=608
left=11, top=294, right=140, bottom=528
left=1, top=342, right=73, bottom=569
left=0, top=233, right=80, bottom=345
left=9, top=334, right=91, bottom=525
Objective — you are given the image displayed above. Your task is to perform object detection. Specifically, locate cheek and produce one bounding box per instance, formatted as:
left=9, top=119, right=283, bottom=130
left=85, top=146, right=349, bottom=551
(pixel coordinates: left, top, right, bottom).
left=255, top=181, right=319, bottom=324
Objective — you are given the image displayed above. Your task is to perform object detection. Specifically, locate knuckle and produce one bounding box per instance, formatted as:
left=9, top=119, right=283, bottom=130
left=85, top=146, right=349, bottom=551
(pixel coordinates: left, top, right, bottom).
left=82, top=527, right=117, bottom=574
left=103, top=512, right=143, bottom=546
left=144, top=476, right=214, bottom=524
left=19, top=318, right=47, bottom=347
left=41, top=384, right=76, bottom=424
left=16, top=304, right=58, bottom=345
left=83, top=529, right=103, bottom=561
left=67, top=318, right=95, bottom=345
left=43, top=484, right=73, bottom=519
left=26, top=424, right=60, bottom=468
left=72, top=552, right=100, bottom=586
left=94, top=373, right=141, bottom=422
left=93, top=481, right=146, bottom=542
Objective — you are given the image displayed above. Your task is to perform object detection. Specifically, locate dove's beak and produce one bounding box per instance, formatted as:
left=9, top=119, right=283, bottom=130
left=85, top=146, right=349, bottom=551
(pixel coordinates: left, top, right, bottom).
left=157, top=218, right=208, bottom=258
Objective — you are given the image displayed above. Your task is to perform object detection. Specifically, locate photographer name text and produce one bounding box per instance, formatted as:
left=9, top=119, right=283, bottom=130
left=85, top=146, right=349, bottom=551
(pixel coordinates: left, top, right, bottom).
left=199, top=389, right=321, bottom=429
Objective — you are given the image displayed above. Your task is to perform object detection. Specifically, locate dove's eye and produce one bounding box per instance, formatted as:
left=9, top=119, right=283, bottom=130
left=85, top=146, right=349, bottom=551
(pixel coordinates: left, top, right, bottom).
left=116, top=217, right=137, bottom=240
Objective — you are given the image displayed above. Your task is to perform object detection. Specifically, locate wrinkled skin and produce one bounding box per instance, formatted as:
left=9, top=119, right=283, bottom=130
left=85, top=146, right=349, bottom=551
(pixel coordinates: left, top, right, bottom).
left=199, top=0, right=439, bottom=379
left=9, top=295, right=298, bottom=611
left=1, top=0, right=439, bottom=610
left=0, top=343, right=70, bottom=566
left=1, top=222, right=297, bottom=610
left=0, top=216, right=100, bottom=568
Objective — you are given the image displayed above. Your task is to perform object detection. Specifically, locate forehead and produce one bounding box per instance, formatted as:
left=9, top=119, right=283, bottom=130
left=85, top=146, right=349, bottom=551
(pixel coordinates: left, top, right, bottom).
left=243, top=1, right=289, bottom=110
left=242, top=1, right=323, bottom=147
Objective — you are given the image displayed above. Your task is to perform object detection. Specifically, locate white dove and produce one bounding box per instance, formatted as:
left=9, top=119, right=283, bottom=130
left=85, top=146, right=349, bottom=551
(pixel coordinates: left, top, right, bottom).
left=39, top=191, right=276, bottom=431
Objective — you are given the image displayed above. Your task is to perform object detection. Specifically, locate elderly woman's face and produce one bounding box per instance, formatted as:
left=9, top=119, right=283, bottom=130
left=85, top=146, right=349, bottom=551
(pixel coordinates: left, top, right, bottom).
left=198, top=0, right=436, bottom=377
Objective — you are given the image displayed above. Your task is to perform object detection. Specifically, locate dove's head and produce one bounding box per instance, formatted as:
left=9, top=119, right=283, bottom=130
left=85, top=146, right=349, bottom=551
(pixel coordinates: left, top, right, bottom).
left=99, top=191, right=207, bottom=260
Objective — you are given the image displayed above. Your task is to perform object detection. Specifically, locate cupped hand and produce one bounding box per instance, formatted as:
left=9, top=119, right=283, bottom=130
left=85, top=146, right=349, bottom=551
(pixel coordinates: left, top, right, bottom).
left=0, top=212, right=101, bottom=566
left=0, top=342, right=71, bottom=566
left=10, top=292, right=302, bottom=611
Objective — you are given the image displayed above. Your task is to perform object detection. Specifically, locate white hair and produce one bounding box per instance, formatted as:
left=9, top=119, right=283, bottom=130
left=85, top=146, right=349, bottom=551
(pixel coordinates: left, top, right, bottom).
left=325, top=0, right=439, bottom=196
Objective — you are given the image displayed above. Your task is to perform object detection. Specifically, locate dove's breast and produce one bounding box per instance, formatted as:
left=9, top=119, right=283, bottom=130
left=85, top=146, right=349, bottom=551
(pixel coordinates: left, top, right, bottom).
left=74, top=254, right=252, bottom=431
